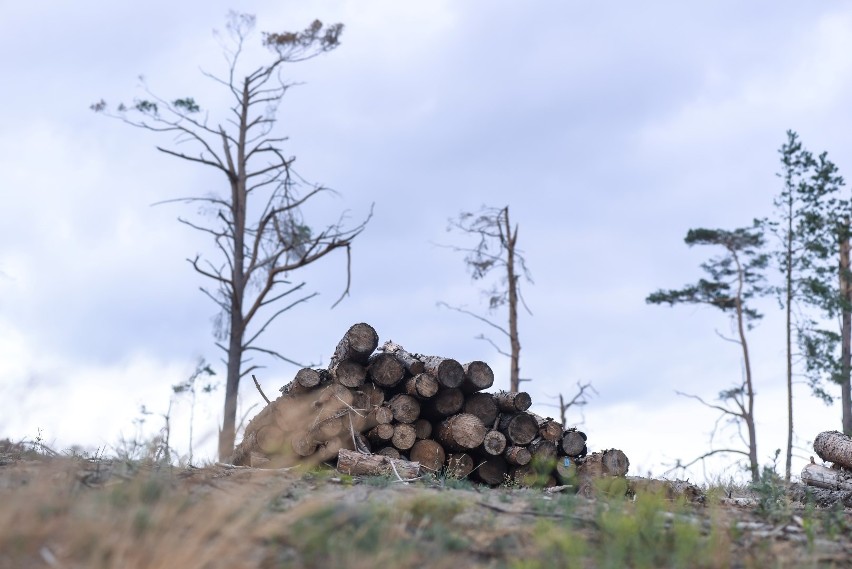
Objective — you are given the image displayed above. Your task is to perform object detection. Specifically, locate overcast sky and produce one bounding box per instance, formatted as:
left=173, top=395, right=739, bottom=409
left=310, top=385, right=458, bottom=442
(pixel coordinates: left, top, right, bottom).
left=3, top=0, right=852, bottom=482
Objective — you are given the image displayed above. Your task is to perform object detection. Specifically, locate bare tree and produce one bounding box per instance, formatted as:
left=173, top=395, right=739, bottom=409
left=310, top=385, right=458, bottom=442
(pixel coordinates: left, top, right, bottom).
left=93, top=13, right=371, bottom=460
left=545, top=381, right=596, bottom=428
left=439, top=205, right=532, bottom=391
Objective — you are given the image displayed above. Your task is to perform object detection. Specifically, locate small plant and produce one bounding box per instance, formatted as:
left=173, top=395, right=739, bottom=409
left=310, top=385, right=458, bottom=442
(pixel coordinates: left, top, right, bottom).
left=751, top=451, right=790, bottom=523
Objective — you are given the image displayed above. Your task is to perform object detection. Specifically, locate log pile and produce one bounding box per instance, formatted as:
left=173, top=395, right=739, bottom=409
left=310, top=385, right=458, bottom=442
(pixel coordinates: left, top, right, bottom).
left=230, top=322, right=628, bottom=488
left=801, top=430, right=852, bottom=491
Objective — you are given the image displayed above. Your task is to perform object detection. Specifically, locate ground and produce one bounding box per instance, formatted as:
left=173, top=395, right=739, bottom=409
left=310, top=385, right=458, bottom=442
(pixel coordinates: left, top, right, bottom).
left=1, top=444, right=851, bottom=569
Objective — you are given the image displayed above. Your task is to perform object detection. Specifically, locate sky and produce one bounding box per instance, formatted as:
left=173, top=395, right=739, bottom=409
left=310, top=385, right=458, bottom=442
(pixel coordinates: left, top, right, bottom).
left=3, top=0, right=852, bottom=482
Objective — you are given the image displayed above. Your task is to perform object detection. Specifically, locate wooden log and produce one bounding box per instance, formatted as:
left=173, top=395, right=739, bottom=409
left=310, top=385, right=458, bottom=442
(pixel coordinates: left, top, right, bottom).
left=498, top=413, right=539, bottom=446
left=801, top=462, right=852, bottom=491
left=602, top=449, right=630, bottom=477
left=577, top=449, right=630, bottom=487
left=510, top=464, right=555, bottom=488
left=367, top=424, right=395, bottom=446
left=392, top=423, right=417, bottom=451
left=424, top=387, right=465, bottom=418
left=476, top=455, right=508, bottom=486
left=336, top=448, right=421, bottom=479
left=445, top=453, right=475, bottom=478
left=315, top=436, right=347, bottom=462
left=388, top=393, right=421, bottom=424
left=814, top=430, right=852, bottom=470
left=380, top=340, right=426, bottom=375
left=625, top=477, right=704, bottom=502
left=504, top=445, right=532, bottom=466
left=291, top=431, right=319, bottom=457
left=410, top=439, right=446, bottom=473
left=329, top=323, right=379, bottom=368
left=371, top=404, right=394, bottom=425
left=462, top=361, right=494, bottom=393
left=360, top=382, right=386, bottom=408
left=532, top=414, right=563, bottom=443
left=482, top=430, right=508, bottom=456
left=420, top=355, right=465, bottom=389
left=368, top=353, right=406, bottom=389
left=494, top=391, right=532, bottom=413
left=464, top=392, right=498, bottom=427
left=436, top=413, right=488, bottom=451
left=279, top=368, right=329, bottom=396
left=528, top=438, right=558, bottom=462
left=403, top=373, right=440, bottom=400
left=560, top=428, right=588, bottom=457
left=312, top=415, right=346, bottom=442
left=331, top=360, right=367, bottom=388
left=414, top=418, right=433, bottom=440
left=256, top=424, right=286, bottom=455
left=375, top=446, right=401, bottom=459
left=555, top=456, right=578, bottom=484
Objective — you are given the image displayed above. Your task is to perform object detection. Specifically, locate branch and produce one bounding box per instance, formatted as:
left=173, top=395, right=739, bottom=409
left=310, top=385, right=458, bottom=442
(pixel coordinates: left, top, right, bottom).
left=674, top=390, right=745, bottom=419
left=474, top=334, right=511, bottom=358
left=436, top=301, right=511, bottom=338
left=243, top=345, right=305, bottom=367
left=252, top=375, right=271, bottom=405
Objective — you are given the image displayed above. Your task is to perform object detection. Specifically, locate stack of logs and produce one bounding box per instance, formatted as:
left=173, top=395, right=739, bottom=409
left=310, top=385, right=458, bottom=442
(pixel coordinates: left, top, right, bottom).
left=231, top=323, right=629, bottom=488
left=801, top=430, right=852, bottom=491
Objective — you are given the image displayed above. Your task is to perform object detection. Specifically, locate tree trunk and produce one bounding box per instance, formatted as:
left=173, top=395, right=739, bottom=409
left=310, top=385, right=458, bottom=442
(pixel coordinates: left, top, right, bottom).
left=424, top=387, right=465, bottom=418
left=410, top=439, right=446, bottom=473
left=784, top=190, right=794, bottom=482
left=813, top=430, right=852, bottom=469
left=330, top=323, right=379, bottom=368
left=840, top=232, right=852, bottom=436
left=436, top=413, right=487, bottom=451
left=494, top=391, right=531, bottom=412
left=498, top=412, right=538, bottom=445
left=336, top=448, right=421, bottom=479
left=367, top=424, right=394, bottom=446
left=462, top=361, right=494, bottom=393
left=502, top=207, right=522, bottom=393
left=368, top=353, right=405, bottom=388
left=420, top=355, right=465, bottom=389
left=531, top=413, right=563, bottom=442
left=413, top=418, right=432, bottom=440
left=528, top=438, right=558, bottom=462
left=733, top=250, right=759, bottom=482
left=463, top=392, right=499, bottom=426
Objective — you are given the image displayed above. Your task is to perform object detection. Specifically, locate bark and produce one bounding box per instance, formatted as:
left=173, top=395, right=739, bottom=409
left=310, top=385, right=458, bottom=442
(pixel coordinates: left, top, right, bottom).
left=494, top=391, right=532, bottom=413
left=814, top=430, right=852, bottom=469
left=329, top=323, right=379, bottom=368
left=841, top=234, right=852, bottom=436
left=331, top=360, right=367, bottom=388
left=391, top=423, right=417, bottom=451
left=462, top=360, right=495, bottom=393
left=388, top=393, right=421, bottom=424
left=476, top=455, right=508, bottom=486
left=380, top=340, right=426, bottom=375
left=368, top=352, right=406, bottom=388
left=502, top=207, right=522, bottom=393
left=498, top=412, right=539, bottom=445
left=367, top=424, right=395, bottom=446
left=504, top=445, right=532, bottom=466
left=414, top=418, right=433, bottom=440
left=436, top=413, right=488, bottom=451
left=531, top=414, right=563, bottom=443
left=410, top=439, right=446, bottom=473
left=560, top=428, right=588, bottom=458
left=402, top=373, right=440, bottom=400
left=446, top=453, right=474, bottom=478
left=464, top=392, right=499, bottom=427
left=481, top=430, right=508, bottom=456
left=424, top=387, right=465, bottom=418
left=280, top=368, right=328, bottom=395
left=336, top=448, right=421, bottom=479
left=732, top=250, right=759, bottom=482
left=801, top=462, right=852, bottom=491
left=420, top=355, right=465, bottom=389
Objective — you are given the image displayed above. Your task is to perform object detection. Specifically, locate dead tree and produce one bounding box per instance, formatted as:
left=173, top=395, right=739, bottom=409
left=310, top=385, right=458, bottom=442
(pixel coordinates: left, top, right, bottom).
left=93, top=13, right=371, bottom=460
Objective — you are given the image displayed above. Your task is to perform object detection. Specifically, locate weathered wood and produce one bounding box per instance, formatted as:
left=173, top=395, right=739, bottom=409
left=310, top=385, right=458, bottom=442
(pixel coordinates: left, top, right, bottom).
left=388, top=393, right=421, bottom=424
left=504, top=445, right=532, bottom=466
left=464, top=392, right=499, bottom=426
left=420, top=355, right=465, bottom=389
left=476, top=455, right=508, bottom=486
left=555, top=456, right=577, bottom=484
left=367, top=424, right=395, bottom=446
left=436, top=413, right=488, bottom=451
left=560, top=428, right=588, bottom=457
left=446, top=453, right=475, bottom=479
left=371, top=404, right=394, bottom=425
left=425, top=387, right=465, bottom=418
left=531, top=414, right=563, bottom=443
left=410, top=439, right=446, bottom=473
left=336, top=448, right=421, bottom=479
left=375, top=446, right=401, bottom=459
left=801, top=462, right=852, bottom=491
left=392, top=423, right=417, bottom=451
left=602, top=449, right=630, bottom=477
left=494, top=391, right=532, bottom=413
left=331, top=360, right=367, bottom=388
left=482, top=430, right=508, bottom=456
left=578, top=449, right=630, bottom=485
left=329, top=323, right=379, bottom=368
left=814, top=430, right=852, bottom=470
left=279, top=368, right=329, bottom=395
left=498, top=412, right=539, bottom=446
left=625, top=477, right=704, bottom=502
left=368, top=353, right=406, bottom=388
left=403, top=373, right=440, bottom=400
left=312, top=415, right=346, bottom=441
left=528, top=438, right=558, bottom=462
left=291, top=431, right=318, bottom=457
left=315, top=436, right=347, bottom=462
left=462, top=360, right=494, bottom=393
left=256, top=424, right=286, bottom=455
left=414, top=418, right=433, bottom=440
left=380, top=340, right=426, bottom=375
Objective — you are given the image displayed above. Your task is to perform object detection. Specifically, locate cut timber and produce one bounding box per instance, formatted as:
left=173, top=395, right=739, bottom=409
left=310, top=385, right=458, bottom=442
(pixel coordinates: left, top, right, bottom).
left=370, top=405, right=394, bottom=425
left=625, top=477, right=704, bottom=502
left=532, top=414, right=563, bottom=443
left=420, top=355, right=465, bottom=389
left=560, top=428, right=588, bottom=458
left=312, top=416, right=346, bottom=441
left=482, top=430, right=508, bottom=456
left=555, top=456, right=578, bottom=484
left=367, top=424, right=395, bottom=446
left=330, top=360, right=367, bottom=388
left=464, top=392, right=498, bottom=427
left=504, top=445, right=532, bottom=466
left=279, top=368, right=329, bottom=396
left=410, top=439, right=446, bottom=473
left=376, top=447, right=401, bottom=459
left=368, top=353, right=406, bottom=388
left=291, top=431, right=319, bottom=457
left=392, top=423, right=417, bottom=451
left=528, top=438, right=558, bottom=462
left=380, top=341, right=426, bottom=375
left=256, top=425, right=286, bottom=455
left=336, top=448, right=421, bottom=479
left=329, top=323, right=379, bottom=368
left=425, top=388, right=465, bottom=418
left=446, top=453, right=474, bottom=478
left=388, top=394, right=421, bottom=424
left=315, top=436, right=347, bottom=462
left=437, top=413, right=488, bottom=451
left=801, top=463, right=852, bottom=491
left=498, top=413, right=539, bottom=446
left=414, top=418, right=433, bottom=440
left=814, top=430, right=852, bottom=470
left=476, top=455, right=508, bottom=486
left=578, top=449, right=630, bottom=481
left=462, top=361, right=494, bottom=393
left=403, top=373, right=439, bottom=400
left=494, top=391, right=532, bottom=413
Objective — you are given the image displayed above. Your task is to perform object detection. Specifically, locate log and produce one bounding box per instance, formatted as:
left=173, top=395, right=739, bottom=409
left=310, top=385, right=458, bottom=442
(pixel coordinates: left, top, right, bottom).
left=482, top=430, right=508, bottom=456
left=375, top=447, right=401, bottom=459
left=368, top=353, right=406, bottom=388
left=315, top=436, right=347, bottom=462
left=509, top=464, right=555, bottom=488
left=801, top=462, right=852, bottom=491
left=494, top=391, right=532, bottom=413
left=329, top=323, right=379, bottom=368
left=291, top=431, right=319, bottom=457
left=402, top=373, right=440, bottom=400
left=625, top=477, right=704, bottom=502
left=256, top=424, right=286, bottom=455
left=380, top=340, right=426, bottom=375
left=367, top=424, right=395, bottom=446
left=368, top=404, right=394, bottom=426
left=560, top=428, right=588, bottom=458
left=331, top=360, right=367, bottom=388
left=360, top=382, right=386, bottom=408
left=388, top=394, right=421, bottom=424
left=312, top=415, right=346, bottom=441
left=533, top=415, right=563, bottom=443
left=555, top=456, right=577, bottom=484
left=436, top=413, right=488, bottom=451
left=414, top=418, right=433, bottom=440
left=498, top=413, right=539, bottom=446
left=578, top=449, right=630, bottom=483
left=336, top=448, right=421, bottom=479
left=462, top=361, right=494, bottom=393
left=420, top=355, right=465, bottom=389
left=476, top=455, right=508, bottom=486
left=424, top=387, right=465, bottom=418
left=410, top=439, right=446, bottom=473
left=279, top=368, right=329, bottom=395
left=445, top=453, right=475, bottom=479
left=464, top=392, right=499, bottom=427
left=504, top=445, right=532, bottom=466
left=528, top=438, right=558, bottom=462
left=392, top=423, right=417, bottom=451
left=602, top=449, right=630, bottom=477
left=814, top=430, right=852, bottom=470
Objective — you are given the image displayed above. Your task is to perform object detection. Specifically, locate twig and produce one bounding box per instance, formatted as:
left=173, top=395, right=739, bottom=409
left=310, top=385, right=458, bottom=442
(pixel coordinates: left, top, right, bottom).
left=252, top=374, right=271, bottom=405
